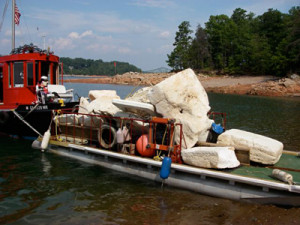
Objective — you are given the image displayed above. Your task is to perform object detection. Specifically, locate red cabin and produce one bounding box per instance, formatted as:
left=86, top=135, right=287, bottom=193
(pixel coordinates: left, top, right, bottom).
left=0, top=45, right=62, bottom=110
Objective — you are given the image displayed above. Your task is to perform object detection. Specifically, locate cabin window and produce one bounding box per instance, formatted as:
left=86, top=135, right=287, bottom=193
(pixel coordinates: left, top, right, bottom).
left=41, top=62, right=50, bottom=81
left=27, top=62, right=34, bottom=86
left=13, top=62, right=24, bottom=87
left=27, top=62, right=38, bottom=86
left=0, top=66, right=3, bottom=102
left=8, top=63, right=11, bottom=88
left=35, top=62, right=39, bottom=85
left=52, top=63, right=57, bottom=84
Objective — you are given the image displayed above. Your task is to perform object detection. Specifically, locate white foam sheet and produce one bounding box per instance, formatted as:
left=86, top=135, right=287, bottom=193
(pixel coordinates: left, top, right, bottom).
left=112, top=99, right=156, bottom=116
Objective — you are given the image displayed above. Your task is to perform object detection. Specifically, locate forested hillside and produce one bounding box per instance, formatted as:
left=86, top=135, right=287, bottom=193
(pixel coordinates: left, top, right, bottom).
left=167, top=7, right=300, bottom=76
left=60, top=57, right=141, bottom=76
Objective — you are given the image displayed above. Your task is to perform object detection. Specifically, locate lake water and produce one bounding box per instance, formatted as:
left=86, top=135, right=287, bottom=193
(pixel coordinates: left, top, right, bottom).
left=1, top=83, right=299, bottom=224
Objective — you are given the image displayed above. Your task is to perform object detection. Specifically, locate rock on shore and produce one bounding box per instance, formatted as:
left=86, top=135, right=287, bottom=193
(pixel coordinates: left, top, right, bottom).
left=65, top=72, right=300, bottom=97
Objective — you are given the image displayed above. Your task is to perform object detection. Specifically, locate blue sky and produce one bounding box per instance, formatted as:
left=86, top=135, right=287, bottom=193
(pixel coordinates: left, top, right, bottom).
left=0, top=0, right=298, bottom=71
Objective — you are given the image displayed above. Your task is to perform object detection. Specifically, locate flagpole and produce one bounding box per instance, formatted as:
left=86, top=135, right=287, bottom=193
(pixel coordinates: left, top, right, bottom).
left=12, top=0, right=15, bottom=50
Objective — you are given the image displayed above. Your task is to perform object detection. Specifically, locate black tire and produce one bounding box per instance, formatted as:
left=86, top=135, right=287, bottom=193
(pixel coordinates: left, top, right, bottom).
left=98, top=124, right=117, bottom=149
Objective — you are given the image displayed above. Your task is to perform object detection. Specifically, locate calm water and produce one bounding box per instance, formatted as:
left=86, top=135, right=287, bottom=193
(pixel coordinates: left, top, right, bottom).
left=1, top=83, right=300, bottom=224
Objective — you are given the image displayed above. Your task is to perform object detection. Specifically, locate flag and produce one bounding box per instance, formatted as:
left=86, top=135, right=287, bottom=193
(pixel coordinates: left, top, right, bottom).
left=14, top=3, right=21, bottom=25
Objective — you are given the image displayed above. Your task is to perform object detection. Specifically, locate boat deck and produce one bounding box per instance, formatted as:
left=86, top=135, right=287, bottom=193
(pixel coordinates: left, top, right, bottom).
left=229, top=153, right=300, bottom=184
left=32, top=137, right=300, bottom=206
left=45, top=136, right=300, bottom=185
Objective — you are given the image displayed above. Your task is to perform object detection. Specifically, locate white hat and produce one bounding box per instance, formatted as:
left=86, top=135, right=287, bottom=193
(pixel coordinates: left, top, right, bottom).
left=41, top=76, right=48, bottom=81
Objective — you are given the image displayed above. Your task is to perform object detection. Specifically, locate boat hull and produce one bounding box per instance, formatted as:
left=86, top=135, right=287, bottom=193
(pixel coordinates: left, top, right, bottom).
left=32, top=139, right=300, bottom=207
left=0, top=102, right=78, bottom=139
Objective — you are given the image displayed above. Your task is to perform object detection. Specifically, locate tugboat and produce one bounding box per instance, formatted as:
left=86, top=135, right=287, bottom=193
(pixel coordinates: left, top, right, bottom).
left=0, top=0, right=78, bottom=139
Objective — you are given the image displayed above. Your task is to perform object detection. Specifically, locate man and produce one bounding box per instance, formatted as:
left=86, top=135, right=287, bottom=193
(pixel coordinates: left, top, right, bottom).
left=36, top=76, right=49, bottom=104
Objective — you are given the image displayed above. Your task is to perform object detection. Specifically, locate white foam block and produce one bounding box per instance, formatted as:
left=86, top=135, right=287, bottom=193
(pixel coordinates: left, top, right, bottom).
left=181, top=146, right=240, bottom=169
left=54, top=114, right=78, bottom=125
left=217, top=129, right=283, bottom=165
left=77, top=115, right=103, bottom=127
left=78, top=97, right=89, bottom=114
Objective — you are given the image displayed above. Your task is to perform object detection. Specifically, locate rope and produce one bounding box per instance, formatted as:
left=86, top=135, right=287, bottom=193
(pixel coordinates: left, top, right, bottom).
left=125, top=78, right=143, bottom=99
left=12, top=109, right=43, bottom=137
left=17, top=0, right=33, bottom=44
left=0, top=0, right=9, bottom=32
left=167, top=125, right=175, bottom=157
left=23, top=103, right=40, bottom=119
left=182, top=132, right=188, bottom=149
left=154, top=124, right=168, bottom=160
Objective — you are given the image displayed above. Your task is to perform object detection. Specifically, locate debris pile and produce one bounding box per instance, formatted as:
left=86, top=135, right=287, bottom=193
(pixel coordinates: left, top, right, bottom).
left=57, top=68, right=284, bottom=168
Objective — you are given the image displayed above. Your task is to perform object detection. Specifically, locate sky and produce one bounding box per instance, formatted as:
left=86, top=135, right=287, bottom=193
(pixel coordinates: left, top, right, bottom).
left=0, top=0, right=299, bottom=71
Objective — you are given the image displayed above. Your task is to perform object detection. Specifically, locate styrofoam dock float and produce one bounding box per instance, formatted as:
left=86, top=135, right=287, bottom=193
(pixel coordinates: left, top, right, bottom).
left=32, top=138, right=300, bottom=207
left=112, top=99, right=157, bottom=116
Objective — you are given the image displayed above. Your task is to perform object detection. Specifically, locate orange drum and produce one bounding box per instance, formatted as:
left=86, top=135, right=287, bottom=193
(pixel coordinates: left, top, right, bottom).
left=136, top=134, right=155, bottom=157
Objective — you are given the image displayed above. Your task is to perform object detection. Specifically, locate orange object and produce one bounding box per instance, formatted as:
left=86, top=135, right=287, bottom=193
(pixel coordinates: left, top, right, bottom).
left=136, top=134, right=155, bottom=157
left=147, top=117, right=182, bottom=164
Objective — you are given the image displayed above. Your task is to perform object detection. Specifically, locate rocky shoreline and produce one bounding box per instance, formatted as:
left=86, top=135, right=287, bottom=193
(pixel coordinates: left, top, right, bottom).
left=64, top=72, right=300, bottom=97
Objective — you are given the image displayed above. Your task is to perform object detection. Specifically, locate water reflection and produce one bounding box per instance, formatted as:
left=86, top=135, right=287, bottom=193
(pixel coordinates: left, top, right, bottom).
left=41, top=154, right=51, bottom=175
left=208, top=93, right=300, bottom=150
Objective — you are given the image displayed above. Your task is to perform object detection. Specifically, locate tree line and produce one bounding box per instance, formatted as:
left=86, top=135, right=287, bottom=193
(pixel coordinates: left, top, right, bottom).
left=167, top=7, right=300, bottom=76
left=60, top=57, right=141, bottom=76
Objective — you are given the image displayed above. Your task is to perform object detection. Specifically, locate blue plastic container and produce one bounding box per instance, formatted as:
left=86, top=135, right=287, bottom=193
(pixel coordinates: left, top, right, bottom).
left=212, top=122, right=224, bottom=134
left=160, top=157, right=172, bottom=179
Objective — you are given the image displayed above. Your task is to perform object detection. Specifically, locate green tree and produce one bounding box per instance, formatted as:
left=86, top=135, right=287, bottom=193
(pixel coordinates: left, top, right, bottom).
left=189, top=25, right=212, bottom=70
left=248, top=34, right=272, bottom=74
left=167, top=21, right=193, bottom=70
left=279, top=7, right=300, bottom=74
left=228, top=8, right=251, bottom=73
left=60, top=57, right=141, bottom=75
left=256, top=9, right=287, bottom=54
left=205, top=14, right=236, bottom=71
left=167, top=7, right=299, bottom=76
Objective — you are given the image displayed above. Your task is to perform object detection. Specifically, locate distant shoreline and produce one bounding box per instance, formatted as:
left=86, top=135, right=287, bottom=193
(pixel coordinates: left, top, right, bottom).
left=63, top=72, right=300, bottom=97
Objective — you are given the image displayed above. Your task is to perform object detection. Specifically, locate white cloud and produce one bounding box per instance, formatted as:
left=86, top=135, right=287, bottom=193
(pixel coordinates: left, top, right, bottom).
left=157, top=44, right=173, bottom=54
left=86, top=43, right=100, bottom=51
left=52, top=37, right=74, bottom=50
left=68, top=30, right=93, bottom=39
left=5, top=29, right=22, bottom=37
left=101, top=44, right=117, bottom=53
left=159, top=31, right=170, bottom=38
left=29, top=8, right=158, bottom=37
left=68, top=32, right=80, bottom=39
left=89, top=13, right=156, bottom=35
left=146, top=48, right=153, bottom=53
left=130, top=0, right=175, bottom=8
left=81, top=30, right=93, bottom=37
left=0, top=38, right=10, bottom=45
left=118, top=47, right=132, bottom=54
left=6, top=4, right=176, bottom=69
